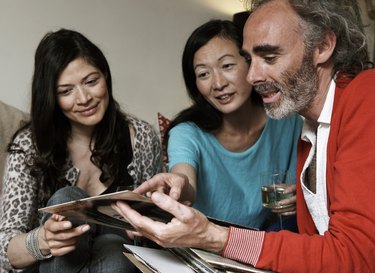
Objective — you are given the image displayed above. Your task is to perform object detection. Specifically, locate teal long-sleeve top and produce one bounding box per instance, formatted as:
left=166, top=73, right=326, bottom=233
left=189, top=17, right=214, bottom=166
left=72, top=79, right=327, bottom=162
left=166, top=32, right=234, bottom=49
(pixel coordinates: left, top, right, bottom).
left=168, top=114, right=302, bottom=229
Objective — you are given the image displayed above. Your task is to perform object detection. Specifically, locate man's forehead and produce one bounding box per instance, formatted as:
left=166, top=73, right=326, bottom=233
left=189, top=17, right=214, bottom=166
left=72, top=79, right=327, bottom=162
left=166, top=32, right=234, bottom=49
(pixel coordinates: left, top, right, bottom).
left=242, top=1, right=300, bottom=52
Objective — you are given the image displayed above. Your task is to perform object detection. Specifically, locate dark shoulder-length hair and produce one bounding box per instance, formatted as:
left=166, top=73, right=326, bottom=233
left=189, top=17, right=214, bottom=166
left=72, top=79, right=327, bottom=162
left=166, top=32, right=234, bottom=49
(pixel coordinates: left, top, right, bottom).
left=13, top=29, right=131, bottom=199
left=168, top=19, right=261, bottom=137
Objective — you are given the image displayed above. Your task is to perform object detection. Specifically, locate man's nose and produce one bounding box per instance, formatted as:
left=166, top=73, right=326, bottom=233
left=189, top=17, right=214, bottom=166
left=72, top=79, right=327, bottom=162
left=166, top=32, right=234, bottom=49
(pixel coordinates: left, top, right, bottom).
left=246, top=60, right=265, bottom=85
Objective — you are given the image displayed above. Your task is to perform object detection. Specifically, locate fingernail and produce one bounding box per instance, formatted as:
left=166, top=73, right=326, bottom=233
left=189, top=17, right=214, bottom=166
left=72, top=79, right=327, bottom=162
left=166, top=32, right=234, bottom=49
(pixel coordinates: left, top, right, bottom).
left=152, top=192, right=163, bottom=202
left=171, top=191, right=180, bottom=200
left=82, top=225, right=90, bottom=232
left=63, top=222, right=72, bottom=229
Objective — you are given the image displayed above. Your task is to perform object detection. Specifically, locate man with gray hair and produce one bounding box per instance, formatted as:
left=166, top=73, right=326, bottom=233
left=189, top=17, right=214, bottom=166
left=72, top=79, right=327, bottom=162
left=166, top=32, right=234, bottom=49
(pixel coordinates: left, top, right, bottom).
left=114, top=1, right=375, bottom=272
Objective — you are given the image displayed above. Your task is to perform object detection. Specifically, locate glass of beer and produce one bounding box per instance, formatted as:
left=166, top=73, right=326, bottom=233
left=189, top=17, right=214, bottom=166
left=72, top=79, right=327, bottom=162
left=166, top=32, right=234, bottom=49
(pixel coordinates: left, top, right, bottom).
left=260, top=171, right=294, bottom=229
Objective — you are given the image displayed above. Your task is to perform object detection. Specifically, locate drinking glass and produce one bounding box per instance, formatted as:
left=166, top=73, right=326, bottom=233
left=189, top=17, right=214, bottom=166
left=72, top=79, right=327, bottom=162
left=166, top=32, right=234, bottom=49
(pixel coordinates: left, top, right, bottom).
left=260, top=170, right=294, bottom=229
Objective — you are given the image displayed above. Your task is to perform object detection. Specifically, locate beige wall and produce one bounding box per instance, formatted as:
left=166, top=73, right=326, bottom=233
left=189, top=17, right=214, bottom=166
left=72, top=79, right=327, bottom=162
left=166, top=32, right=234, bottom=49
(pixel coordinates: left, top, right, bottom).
left=359, top=0, right=375, bottom=62
left=0, top=0, right=373, bottom=126
left=0, top=0, right=245, bottom=126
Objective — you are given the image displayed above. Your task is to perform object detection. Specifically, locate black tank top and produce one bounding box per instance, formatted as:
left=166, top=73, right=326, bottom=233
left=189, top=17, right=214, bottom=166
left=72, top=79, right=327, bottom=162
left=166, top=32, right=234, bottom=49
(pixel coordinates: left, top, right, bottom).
left=101, top=123, right=134, bottom=194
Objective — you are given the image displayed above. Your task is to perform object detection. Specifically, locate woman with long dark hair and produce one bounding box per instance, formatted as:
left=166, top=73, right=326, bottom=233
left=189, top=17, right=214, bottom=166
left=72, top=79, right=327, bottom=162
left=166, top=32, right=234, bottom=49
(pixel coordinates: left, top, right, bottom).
left=0, top=29, right=162, bottom=272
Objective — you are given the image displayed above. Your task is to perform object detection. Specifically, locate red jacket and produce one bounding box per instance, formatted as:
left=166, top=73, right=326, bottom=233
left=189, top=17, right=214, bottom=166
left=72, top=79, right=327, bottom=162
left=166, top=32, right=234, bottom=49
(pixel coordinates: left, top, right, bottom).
left=256, top=69, right=375, bottom=272
left=223, top=69, right=375, bottom=273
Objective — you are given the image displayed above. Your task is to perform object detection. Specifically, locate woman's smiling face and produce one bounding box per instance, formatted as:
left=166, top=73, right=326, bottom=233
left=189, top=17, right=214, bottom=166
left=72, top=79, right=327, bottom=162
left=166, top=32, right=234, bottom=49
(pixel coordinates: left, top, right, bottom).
left=193, top=36, right=253, bottom=115
left=56, top=57, right=109, bottom=131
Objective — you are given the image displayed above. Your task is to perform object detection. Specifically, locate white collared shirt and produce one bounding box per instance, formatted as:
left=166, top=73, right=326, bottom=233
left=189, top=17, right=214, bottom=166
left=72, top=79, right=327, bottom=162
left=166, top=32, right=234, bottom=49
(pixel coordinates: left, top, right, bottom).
left=300, top=80, right=336, bottom=235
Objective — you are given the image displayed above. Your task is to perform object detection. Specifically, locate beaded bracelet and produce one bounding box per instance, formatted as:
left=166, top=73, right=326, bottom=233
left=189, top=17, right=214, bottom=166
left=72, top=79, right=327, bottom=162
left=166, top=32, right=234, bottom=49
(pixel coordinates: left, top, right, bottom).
left=25, top=227, right=52, bottom=260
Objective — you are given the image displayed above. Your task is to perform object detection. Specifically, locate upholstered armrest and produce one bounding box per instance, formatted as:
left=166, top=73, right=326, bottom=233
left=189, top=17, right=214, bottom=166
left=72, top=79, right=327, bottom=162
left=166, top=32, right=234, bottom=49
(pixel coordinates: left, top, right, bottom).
left=0, top=101, right=28, bottom=193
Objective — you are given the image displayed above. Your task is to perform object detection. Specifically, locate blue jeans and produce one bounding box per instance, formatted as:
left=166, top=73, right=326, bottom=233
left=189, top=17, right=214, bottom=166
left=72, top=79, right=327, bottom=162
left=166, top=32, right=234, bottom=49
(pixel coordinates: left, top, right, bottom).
left=265, top=214, right=298, bottom=232
left=39, top=186, right=137, bottom=273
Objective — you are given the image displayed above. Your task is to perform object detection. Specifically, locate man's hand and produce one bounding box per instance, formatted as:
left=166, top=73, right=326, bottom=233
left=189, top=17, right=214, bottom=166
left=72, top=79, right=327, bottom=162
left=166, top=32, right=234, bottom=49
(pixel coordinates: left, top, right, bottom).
left=113, top=191, right=228, bottom=253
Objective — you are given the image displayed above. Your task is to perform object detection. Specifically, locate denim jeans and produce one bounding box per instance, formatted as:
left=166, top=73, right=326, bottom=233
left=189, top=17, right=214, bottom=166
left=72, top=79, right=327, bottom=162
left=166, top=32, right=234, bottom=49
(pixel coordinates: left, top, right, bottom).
left=39, top=186, right=137, bottom=273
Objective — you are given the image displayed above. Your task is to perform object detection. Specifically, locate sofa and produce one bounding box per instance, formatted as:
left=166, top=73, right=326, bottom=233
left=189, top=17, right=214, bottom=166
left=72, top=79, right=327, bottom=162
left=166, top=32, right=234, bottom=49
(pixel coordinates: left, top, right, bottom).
left=0, top=101, right=28, bottom=194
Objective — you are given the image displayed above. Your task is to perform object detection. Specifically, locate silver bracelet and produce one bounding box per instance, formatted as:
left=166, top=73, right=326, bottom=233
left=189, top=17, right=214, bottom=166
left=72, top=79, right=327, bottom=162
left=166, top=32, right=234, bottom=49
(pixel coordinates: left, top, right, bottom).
left=25, top=227, right=52, bottom=260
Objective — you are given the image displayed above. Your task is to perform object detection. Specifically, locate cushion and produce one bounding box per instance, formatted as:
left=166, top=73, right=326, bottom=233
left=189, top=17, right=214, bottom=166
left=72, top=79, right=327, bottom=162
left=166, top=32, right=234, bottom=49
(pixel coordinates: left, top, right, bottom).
left=0, top=101, right=28, bottom=194
left=157, top=112, right=171, bottom=171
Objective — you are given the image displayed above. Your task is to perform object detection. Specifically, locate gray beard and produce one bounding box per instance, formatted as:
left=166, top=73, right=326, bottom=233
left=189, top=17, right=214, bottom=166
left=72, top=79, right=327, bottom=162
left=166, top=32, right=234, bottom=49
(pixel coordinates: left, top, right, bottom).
left=260, top=54, right=318, bottom=119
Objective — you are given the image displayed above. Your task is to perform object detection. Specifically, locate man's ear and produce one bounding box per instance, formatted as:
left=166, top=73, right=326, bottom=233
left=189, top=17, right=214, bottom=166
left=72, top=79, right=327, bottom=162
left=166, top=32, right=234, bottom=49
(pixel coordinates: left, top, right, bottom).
left=313, top=31, right=336, bottom=65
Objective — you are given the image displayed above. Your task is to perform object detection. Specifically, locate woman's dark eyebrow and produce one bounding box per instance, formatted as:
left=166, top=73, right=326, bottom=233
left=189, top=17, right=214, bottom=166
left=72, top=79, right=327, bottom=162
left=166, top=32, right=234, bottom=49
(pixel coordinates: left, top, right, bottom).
left=57, top=72, right=100, bottom=88
left=82, top=71, right=100, bottom=80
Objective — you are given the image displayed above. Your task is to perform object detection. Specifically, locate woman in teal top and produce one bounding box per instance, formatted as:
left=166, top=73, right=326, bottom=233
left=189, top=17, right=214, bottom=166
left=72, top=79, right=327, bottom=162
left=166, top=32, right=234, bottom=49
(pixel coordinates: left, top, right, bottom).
left=168, top=117, right=301, bottom=228
left=164, top=19, right=302, bottom=230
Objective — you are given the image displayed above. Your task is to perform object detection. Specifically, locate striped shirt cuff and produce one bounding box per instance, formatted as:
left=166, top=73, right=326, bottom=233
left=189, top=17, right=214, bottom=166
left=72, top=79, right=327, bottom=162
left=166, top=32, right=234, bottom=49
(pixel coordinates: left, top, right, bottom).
left=222, top=227, right=265, bottom=266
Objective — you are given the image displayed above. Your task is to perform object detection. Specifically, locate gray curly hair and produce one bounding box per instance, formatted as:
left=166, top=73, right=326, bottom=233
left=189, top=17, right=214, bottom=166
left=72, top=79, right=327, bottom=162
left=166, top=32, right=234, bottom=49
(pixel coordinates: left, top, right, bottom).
left=247, top=0, right=371, bottom=76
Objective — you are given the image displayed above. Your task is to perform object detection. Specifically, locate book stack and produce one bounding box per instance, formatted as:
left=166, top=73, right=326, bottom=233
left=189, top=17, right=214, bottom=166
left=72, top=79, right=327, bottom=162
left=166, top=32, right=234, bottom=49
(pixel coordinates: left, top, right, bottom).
left=124, top=244, right=274, bottom=273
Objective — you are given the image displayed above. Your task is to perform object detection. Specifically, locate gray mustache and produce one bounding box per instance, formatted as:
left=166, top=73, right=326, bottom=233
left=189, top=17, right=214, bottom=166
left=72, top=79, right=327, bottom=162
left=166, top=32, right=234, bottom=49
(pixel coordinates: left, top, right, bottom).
left=254, top=83, right=281, bottom=93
